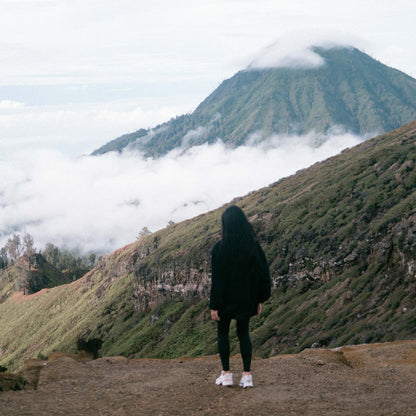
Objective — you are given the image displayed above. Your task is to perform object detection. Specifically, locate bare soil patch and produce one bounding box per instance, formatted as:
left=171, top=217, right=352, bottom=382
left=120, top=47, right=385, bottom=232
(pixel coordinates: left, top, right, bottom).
left=1, top=340, right=415, bottom=415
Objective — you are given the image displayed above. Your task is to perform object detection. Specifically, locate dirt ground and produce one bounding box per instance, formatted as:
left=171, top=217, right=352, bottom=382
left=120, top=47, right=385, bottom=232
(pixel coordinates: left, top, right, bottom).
left=1, top=339, right=415, bottom=416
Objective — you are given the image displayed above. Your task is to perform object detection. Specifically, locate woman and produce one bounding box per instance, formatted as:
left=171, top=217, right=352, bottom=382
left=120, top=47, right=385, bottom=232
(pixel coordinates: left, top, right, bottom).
left=209, top=205, right=271, bottom=388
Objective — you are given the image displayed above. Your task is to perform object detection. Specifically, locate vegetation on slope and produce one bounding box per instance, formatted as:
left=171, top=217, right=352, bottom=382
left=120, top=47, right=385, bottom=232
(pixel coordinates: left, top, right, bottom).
left=2, top=119, right=416, bottom=371
left=92, top=47, right=416, bottom=157
left=0, top=236, right=95, bottom=296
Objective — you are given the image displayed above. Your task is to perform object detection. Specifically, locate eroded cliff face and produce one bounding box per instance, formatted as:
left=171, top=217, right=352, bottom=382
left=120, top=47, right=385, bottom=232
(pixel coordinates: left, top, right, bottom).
left=93, top=237, right=213, bottom=312
left=89, top=207, right=416, bottom=322
left=132, top=267, right=211, bottom=311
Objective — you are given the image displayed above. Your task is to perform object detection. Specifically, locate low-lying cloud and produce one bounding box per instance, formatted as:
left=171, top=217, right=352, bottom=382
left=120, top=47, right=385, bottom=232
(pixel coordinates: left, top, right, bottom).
left=0, top=99, right=191, bottom=157
left=0, top=131, right=364, bottom=254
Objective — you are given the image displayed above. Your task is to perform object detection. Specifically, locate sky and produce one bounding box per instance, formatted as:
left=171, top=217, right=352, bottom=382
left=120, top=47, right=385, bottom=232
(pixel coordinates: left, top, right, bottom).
left=1, top=0, right=416, bottom=254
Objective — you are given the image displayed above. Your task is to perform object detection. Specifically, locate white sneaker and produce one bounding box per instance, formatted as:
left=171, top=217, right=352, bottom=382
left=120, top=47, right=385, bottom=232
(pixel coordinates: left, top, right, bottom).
left=215, top=371, right=233, bottom=386
left=239, top=374, right=253, bottom=388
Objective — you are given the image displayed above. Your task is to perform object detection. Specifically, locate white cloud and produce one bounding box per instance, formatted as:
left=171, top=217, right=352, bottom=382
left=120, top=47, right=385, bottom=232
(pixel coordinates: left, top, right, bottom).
left=0, top=100, right=25, bottom=110
left=0, top=100, right=189, bottom=156
left=246, top=32, right=361, bottom=70
left=182, top=126, right=209, bottom=148
left=181, top=113, right=221, bottom=148
left=0, top=1, right=415, bottom=87
left=248, top=43, right=325, bottom=70
left=0, top=131, right=364, bottom=254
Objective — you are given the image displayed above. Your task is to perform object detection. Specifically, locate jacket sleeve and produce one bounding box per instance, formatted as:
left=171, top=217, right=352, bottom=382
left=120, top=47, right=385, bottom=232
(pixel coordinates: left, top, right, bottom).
left=209, top=243, right=223, bottom=310
left=256, top=242, right=271, bottom=303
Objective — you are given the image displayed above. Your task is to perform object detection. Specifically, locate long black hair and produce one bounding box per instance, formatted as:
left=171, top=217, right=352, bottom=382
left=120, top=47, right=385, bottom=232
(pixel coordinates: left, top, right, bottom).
left=220, top=205, right=258, bottom=262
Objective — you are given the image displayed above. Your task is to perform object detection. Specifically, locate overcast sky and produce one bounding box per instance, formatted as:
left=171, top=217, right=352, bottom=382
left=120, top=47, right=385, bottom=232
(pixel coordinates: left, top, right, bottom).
left=1, top=0, right=416, bottom=253
left=1, top=0, right=415, bottom=154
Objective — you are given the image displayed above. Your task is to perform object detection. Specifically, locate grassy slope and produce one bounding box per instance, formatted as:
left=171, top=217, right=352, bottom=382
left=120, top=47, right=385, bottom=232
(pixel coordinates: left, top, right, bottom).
left=2, top=120, right=416, bottom=371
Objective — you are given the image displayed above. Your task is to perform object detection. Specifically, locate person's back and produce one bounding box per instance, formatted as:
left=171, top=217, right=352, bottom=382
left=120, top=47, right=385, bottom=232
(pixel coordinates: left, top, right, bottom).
left=211, top=239, right=270, bottom=319
left=209, top=205, right=271, bottom=388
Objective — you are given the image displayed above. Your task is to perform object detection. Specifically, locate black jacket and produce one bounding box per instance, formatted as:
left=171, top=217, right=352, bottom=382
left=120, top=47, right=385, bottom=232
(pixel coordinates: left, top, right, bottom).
left=209, top=240, right=271, bottom=319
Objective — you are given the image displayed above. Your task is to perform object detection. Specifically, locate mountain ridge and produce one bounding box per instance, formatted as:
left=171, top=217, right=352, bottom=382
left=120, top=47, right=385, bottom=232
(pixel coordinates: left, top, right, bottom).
left=92, top=46, right=416, bottom=157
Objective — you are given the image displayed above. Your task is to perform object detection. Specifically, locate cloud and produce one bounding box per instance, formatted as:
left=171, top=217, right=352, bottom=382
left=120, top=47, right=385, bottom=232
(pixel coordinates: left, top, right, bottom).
left=181, top=113, right=221, bottom=148
left=0, top=100, right=25, bottom=110
left=181, top=126, right=209, bottom=148
left=246, top=32, right=362, bottom=70
left=0, top=100, right=188, bottom=156
left=249, top=43, right=325, bottom=70
left=0, top=0, right=415, bottom=91
left=0, top=131, right=364, bottom=254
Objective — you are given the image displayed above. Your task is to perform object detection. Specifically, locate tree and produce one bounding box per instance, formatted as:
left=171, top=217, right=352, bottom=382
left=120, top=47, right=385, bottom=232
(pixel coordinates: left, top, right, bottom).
left=5, top=234, right=22, bottom=261
left=42, top=242, right=93, bottom=280
left=23, top=232, right=36, bottom=256
left=137, top=226, right=152, bottom=240
left=88, top=253, right=96, bottom=267
left=42, top=243, right=60, bottom=267
left=0, top=247, right=8, bottom=269
left=14, top=258, right=31, bottom=294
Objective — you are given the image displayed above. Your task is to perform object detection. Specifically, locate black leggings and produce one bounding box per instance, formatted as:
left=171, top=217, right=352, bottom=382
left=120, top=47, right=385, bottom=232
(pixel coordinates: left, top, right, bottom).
left=217, top=317, right=252, bottom=372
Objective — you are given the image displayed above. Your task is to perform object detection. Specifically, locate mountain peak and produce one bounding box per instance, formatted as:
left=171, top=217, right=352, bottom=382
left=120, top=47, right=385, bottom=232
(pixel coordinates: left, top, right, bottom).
left=92, top=46, right=416, bottom=157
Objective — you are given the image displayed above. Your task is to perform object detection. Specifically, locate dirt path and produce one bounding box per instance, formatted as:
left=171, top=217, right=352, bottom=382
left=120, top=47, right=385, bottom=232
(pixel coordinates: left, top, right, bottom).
left=1, top=340, right=415, bottom=415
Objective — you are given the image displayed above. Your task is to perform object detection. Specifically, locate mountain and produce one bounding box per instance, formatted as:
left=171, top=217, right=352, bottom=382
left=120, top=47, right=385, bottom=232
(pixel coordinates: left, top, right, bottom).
left=2, top=119, right=416, bottom=371
left=92, top=47, right=416, bottom=157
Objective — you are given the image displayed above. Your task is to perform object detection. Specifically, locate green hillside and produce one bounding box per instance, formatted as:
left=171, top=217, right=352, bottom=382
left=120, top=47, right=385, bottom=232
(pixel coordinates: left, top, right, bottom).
left=2, top=119, right=416, bottom=371
left=92, top=47, right=416, bottom=157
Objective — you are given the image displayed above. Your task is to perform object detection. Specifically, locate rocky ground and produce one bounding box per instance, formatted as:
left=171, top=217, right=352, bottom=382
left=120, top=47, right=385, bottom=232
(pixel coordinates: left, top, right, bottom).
left=1, top=339, right=415, bottom=416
